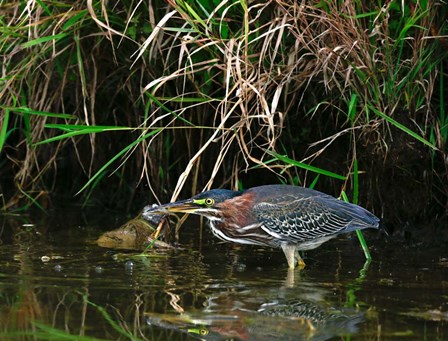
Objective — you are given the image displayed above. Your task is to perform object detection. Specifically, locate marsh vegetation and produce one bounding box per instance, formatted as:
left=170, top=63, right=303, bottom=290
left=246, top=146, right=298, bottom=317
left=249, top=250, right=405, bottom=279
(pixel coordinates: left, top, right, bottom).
left=1, top=1, right=447, bottom=237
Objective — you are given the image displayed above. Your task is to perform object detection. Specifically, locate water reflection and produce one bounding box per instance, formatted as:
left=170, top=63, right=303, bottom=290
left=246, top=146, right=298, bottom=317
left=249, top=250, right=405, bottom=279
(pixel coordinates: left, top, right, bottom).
left=144, top=288, right=364, bottom=341
left=0, top=210, right=447, bottom=340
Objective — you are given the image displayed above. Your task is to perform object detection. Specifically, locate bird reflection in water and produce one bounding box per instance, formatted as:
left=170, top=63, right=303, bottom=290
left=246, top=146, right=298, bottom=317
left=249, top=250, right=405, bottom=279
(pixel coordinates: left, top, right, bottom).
left=145, top=298, right=363, bottom=341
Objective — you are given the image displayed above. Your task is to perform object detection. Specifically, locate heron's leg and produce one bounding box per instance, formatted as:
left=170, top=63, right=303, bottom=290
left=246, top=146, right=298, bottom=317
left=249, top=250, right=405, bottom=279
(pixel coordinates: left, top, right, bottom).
left=281, top=244, right=296, bottom=268
left=281, top=245, right=306, bottom=269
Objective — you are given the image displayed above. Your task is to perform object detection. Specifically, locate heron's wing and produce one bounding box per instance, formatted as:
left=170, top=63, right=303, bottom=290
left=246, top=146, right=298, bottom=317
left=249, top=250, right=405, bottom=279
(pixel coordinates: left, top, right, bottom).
left=252, top=195, right=372, bottom=242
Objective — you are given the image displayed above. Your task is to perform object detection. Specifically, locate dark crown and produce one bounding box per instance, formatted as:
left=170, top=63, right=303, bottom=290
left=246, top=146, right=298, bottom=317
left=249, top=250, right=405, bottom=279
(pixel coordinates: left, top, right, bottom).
left=193, top=189, right=242, bottom=203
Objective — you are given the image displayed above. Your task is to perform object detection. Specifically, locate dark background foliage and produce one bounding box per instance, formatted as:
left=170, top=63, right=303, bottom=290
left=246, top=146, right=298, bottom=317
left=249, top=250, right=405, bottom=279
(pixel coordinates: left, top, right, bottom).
left=1, top=0, right=447, bottom=239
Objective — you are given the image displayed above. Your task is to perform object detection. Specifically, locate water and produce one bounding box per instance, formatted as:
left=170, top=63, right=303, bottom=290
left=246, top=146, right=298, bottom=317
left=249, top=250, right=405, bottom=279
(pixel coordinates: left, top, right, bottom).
left=0, top=209, right=447, bottom=340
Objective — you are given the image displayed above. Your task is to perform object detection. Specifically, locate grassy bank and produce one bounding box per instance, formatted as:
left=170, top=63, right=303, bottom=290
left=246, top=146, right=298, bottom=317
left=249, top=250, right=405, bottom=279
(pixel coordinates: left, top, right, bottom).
left=1, top=0, right=447, bottom=234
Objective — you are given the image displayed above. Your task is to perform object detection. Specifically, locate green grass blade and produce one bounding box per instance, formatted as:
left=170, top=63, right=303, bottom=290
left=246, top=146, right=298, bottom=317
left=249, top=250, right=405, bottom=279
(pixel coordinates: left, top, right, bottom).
left=440, top=62, right=447, bottom=143
left=309, top=174, right=320, bottom=189
left=356, top=230, right=371, bottom=261
left=16, top=187, right=47, bottom=213
left=44, top=124, right=132, bottom=131
left=35, top=0, right=52, bottom=16
left=35, top=125, right=134, bottom=145
left=21, top=33, right=69, bottom=48
left=341, top=191, right=371, bottom=261
left=370, top=106, right=437, bottom=150
left=3, top=107, right=75, bottom=119
left=268, top=151, right=346, bottom=180
left=141, top=233, right=160, bottom=254
left=0, top=108, right=10, bottom=153
left=32, top=321, right=107, bottom=341
left=76, top=129, right=161, bottom=195
left=183, top=2, right=207, bottom=30
left=145, top=93, right=196, bottom=126
left=34, top=130, right=100, bottom=145
left=352, top=158, right=370, bottom=260
left=62, top=10, right=89, bottom=30
left=84, top=299, right=140, bottom=341
left=347, top=93, right=358, bottom=124
left=353, top=158, right=359, bottom=205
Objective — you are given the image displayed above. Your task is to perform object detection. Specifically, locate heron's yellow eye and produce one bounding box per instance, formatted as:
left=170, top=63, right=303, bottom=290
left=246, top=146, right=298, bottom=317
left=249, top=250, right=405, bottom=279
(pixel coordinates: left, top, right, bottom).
left=205, top=198, right=215, bottom=206
left=199, top=328, right=209, bottom=335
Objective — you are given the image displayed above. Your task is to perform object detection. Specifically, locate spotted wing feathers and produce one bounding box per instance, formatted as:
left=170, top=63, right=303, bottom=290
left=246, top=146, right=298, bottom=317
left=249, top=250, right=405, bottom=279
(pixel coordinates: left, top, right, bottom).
left=253, top=195, right=379, bottom=242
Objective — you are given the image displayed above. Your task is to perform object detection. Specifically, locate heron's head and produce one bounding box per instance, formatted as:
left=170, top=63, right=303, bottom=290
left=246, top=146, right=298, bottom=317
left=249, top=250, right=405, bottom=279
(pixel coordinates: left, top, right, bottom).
left=142, top=189, right=243, bottom=221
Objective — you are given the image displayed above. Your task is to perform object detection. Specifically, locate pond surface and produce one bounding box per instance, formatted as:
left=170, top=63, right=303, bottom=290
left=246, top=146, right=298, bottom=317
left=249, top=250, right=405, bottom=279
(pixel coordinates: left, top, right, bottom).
left=0, top=208, right=447, bottom=340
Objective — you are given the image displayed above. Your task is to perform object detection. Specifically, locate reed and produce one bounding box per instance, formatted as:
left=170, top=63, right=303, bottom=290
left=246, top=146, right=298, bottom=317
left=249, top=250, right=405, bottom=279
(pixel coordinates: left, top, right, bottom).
left=1, top=0, right=446, bottom=226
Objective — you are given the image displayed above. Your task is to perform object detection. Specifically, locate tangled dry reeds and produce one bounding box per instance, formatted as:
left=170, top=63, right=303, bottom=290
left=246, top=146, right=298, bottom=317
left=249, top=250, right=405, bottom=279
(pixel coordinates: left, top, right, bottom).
left=1, top=1, right=447, bottom=226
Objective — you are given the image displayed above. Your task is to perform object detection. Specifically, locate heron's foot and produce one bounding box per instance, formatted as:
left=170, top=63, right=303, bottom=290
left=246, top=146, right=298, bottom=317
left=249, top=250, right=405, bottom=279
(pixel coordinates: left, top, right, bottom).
left=296, top=255, right=306, bottom=269
left=295, top=249, right=306, bottom=269
left=282, top=245, right=306, bottom=269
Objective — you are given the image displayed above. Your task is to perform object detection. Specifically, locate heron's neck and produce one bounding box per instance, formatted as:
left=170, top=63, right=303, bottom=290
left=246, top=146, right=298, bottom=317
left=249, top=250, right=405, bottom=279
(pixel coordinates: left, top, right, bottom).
left=203, top=214, right=223, bottom=222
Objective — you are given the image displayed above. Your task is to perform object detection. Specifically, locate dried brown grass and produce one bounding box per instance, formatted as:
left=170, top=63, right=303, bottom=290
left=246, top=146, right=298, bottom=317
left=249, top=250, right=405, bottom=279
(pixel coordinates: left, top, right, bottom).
left=1, top=0, right=446, bottom=212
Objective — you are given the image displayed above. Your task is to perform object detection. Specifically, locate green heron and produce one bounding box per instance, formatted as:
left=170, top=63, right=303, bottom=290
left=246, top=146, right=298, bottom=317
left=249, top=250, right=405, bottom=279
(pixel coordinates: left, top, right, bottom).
left=142, top=185, right=380, bottom=269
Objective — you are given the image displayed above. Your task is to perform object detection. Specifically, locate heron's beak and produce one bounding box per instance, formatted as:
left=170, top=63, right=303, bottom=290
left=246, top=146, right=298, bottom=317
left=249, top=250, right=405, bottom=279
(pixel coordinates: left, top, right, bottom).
left=142, top=199, right=198, bottom=220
